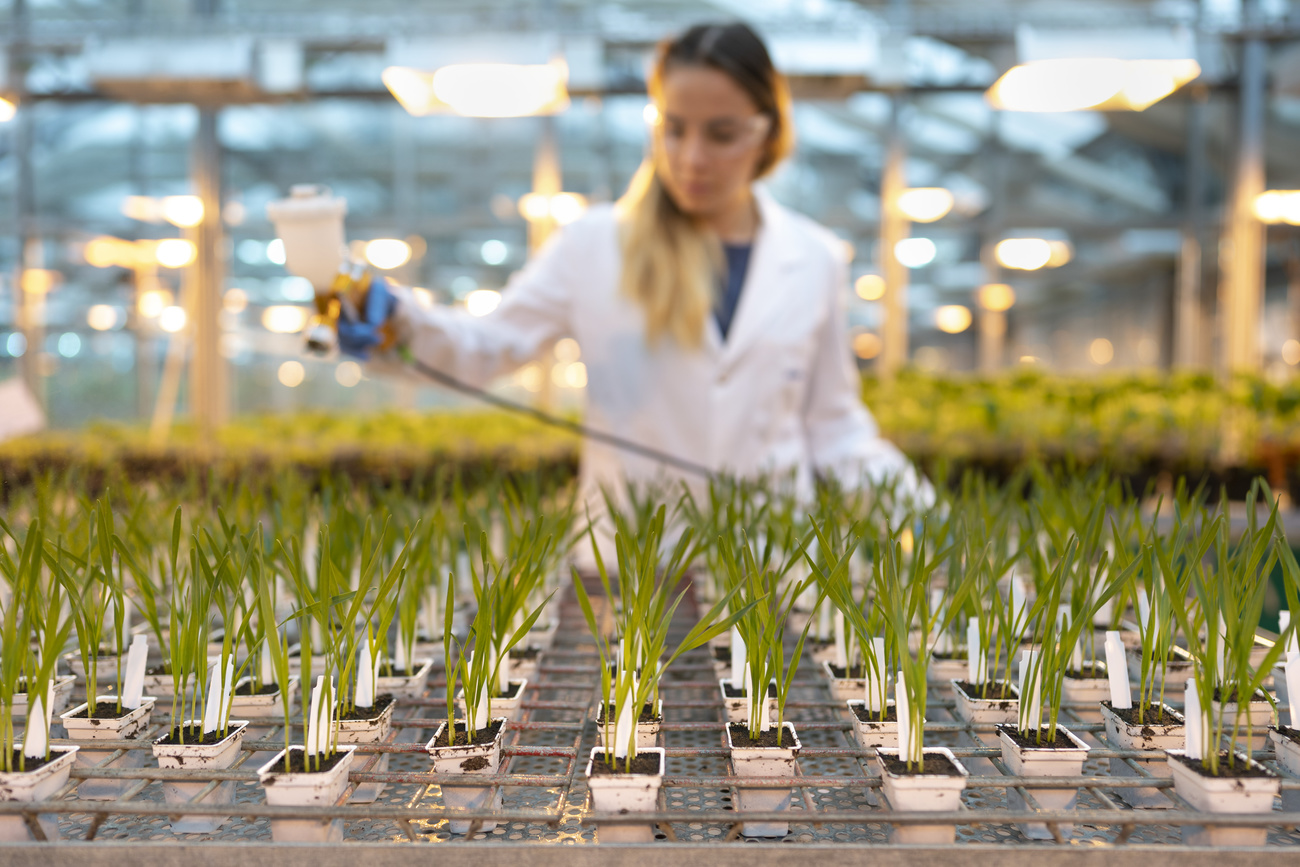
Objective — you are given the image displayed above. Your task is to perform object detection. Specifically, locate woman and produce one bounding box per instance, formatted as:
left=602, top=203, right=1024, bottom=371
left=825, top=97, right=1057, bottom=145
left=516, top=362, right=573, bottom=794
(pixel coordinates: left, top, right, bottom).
left=343, top=21, right=930, bottom=522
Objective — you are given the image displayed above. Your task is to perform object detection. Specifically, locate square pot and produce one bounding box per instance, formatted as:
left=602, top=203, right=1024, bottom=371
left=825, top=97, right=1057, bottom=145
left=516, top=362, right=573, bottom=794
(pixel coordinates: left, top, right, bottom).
left=1209, top=692, right=1275, bottom=752
left=426, top=718, right=507, bottom=834
left=1099, top=701, right=1184, bottom=809
left=457, top=678, right=528, bottom=723
left=152, top=720, right=249, bottom=833
left=1061, top=663, right=1110, bottom=723
left=377, top=658, right=434, bottom=700
left=927, top=655, right=968, bottom=686
left=846, top=699, right=897, bottom=752
left=596, top=700, right=663, bottom=751
left=59, top=696, right=155, bottom=800
left=1166, top=749, right=1279, bottom=846
left=719, top=678, right=778, bottom=726
left=65, top=653, right=124, bottom=687
left=257, top=745, right=357, bottom=843
left=12, top=675, right=77, bottom=719
left=585, top=747, right=665, bottom=842
left=874, top=747, right=968, bottom=844
left=821, top=660, right=868, bottom=703
left=997, top=724, right=1089, bottom=840
left=951, top=680, right=1018, bottom=747
left=230, top=676, right=300, bottom=720
left=1124, top=649, right=1192, bottom=702
left=1268, top=727, right=1300, bottom=818
left=727, top=721, right=801, bottom=838
left=0, top=745, right=78, bottom=841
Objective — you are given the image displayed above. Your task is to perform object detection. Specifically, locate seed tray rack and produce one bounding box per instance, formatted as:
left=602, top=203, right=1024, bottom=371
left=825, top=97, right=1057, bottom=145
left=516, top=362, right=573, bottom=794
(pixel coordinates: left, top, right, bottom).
left=4, top=589, right=1300, bottom=866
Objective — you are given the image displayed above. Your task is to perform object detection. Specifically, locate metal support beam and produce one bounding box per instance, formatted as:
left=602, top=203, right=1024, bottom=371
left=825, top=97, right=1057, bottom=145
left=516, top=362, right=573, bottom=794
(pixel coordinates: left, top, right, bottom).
left=1176, top=84, right=1208, bottom=369
left=189, top=107, right=226, bottom=441
left=1218, top=2, right=1267, bottom=377
left=10, top=0, right=43, bottom=407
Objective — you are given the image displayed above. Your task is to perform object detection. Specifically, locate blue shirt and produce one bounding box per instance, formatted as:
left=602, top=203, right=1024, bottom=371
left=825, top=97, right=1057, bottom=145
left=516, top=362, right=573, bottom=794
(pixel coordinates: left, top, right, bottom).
left=715, top=243, right=752, bottom=341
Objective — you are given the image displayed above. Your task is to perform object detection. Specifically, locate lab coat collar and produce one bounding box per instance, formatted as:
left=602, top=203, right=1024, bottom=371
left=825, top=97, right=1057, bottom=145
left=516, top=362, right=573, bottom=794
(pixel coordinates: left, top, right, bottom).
left=714, top=187, right=805, bottom=369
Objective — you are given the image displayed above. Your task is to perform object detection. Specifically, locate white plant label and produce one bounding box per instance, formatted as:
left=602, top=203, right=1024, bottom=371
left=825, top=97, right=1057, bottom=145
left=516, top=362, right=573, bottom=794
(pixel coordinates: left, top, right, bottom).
left=356, top=642, right=376, bottom=710
left=260, top=637, right=275, bottom=686
left=394, top=629, right=413, bottom=673
left=473, top=679, right=491, bottom=732
left=967, top=621, right=987, bottom=685
left=455, top=549, right=472, bottom=596
left=1283, top=610, right=1299, bottom=658
left=217, top=659, right=234, bottom=730
left=1011, top=574, right=1028, bottom=624
left=757, top=683, right=772, bottom=732
left=422, top=582, right=440, bottom=640
left=816, top=595, right=832, bottom=641
left=896, top=670, right=922, bottom=763
left=1136, top=588, right=1151, bottom=629
left=305, top=675, right=331, bottom=756
left=121, top=634, right=149, bottom=711
left=613, top=674, right=638, bottom=760
left=932, top=589, right=953, bottom=655
left=1018, top=649, right=1042, bottom=732
left=1103, top=631, right=1131, bottom=709
left=22, top=683, right=52, bottom=759
left=865, top=636, right=888, bottom=713
left=202, top=660, right=224, bottom=734
left=1184, top=677, right=1202, bottom=761
left=730, top=626, right=746, bottom=688
left=832, top=610, right=848, bottom=670
left=1287, top=656, right=1300, bottom=727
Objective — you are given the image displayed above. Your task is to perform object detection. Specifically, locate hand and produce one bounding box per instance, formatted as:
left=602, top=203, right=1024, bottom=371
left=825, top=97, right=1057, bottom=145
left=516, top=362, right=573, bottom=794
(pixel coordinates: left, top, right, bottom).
left=336, top=275, right=399, bottom=360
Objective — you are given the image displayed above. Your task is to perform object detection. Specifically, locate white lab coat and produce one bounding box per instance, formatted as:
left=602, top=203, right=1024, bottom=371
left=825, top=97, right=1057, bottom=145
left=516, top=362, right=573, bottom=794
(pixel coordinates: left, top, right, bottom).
left=382, top=188, right=929, bottom=535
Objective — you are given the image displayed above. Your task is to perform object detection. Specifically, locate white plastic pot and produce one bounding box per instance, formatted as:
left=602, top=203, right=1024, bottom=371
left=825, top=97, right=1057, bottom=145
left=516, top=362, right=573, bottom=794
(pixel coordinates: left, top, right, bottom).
left=505, top=649, right=541, bottom=683
left=230, top=677, right=299, bottom=720
left=727, top=721, right=801, bottom=838
left=0, top=746, right=78, bottom=841
left=1124, top=650, right=1191, bottom=702
left=596, top=700, right=662, bottom=751
left=1166, top=748, right=1279, bottom=846
left=1209, top=692, right=1274, bottom=751
left=719, top=678, right=778, bottom=726
left=59, top=696, right=156, bottom=800
left=997, top=724, right=1089, bottom=840
left=585, top=747, right=665, bottom=842
left=846, top=699, right=897, bottom=752
left=1099, top=701, right=1184, bottom=809
left=12, top=676, right=77, bottom=719
left=258, top=745, right=357, bottom=843
left=526, top=619, right=560, bottom=652
left=377, top=659, right=434, bottom=700
left=808, top=640, right=838, bottom=666
left=1268, top=727, right=1300, bottom=818
left=927, top=656, right=968, bottom=686
left=951, top=680, right=1018, bottom=747
left=457, top=679, right=528, bottom=723
left=65, top=654, right=124, bottom=687
left=336, top=699, right=395, bottom=804
left=426, top=718, right=507, bottom=834
left=874, top=747, right=968, bottom=844
left=152, top=720, right=249, bottom=833
left=821, top=660, right=867, bottom=703
left=1061, top=664, right=1110, bottom=723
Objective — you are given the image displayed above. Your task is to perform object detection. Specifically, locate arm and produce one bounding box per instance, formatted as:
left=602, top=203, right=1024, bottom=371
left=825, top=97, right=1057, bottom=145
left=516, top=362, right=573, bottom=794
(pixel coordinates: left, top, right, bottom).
left=802, top=256, right=935, bottom=508
left=376, top=215, right=592, bottom=388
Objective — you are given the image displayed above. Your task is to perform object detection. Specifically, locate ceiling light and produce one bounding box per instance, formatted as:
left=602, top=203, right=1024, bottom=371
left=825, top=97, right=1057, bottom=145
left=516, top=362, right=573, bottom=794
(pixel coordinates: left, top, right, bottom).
left=935, top=305, right=972, bottom=334
left=383, top=61, right=569, bottom=118
left=894, top=238, right=937, bottom=269
left=897, top=188, right=954, bottom=223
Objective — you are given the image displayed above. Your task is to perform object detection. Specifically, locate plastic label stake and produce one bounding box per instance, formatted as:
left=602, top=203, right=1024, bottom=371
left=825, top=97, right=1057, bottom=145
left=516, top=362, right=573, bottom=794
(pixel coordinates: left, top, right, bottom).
left=121, top=634, right=149, bottom=711
left=865, top=636, right=888, bottom=713
left=730, top=626, right=746, bottom=689
left=1018, top=649, right=1041, bottom=731
left=1184, top=678, right=1202, bottom=761
left=832, top=610, right=848, bottom=670
left=22, top=684, right=52, bottom=759
left=1104, top=631, right=1131, bottom=709
left=356, top=643, right=375, bottom=710
left=305, top=676, right=330, bottom=756
left=1286, top=657, right=1300, bottom=727
left=967, top=621, right=986, bottom=685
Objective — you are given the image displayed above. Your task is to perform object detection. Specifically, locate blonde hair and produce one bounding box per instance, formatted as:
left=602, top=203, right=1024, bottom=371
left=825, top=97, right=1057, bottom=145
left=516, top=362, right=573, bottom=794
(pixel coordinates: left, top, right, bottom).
left=617, top=23, right=794, bottom=348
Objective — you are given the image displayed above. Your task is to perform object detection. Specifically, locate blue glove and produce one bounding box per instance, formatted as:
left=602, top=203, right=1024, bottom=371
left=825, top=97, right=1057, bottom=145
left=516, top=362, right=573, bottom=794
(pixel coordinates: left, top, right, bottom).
left=336, top=275, right=399, bottom=360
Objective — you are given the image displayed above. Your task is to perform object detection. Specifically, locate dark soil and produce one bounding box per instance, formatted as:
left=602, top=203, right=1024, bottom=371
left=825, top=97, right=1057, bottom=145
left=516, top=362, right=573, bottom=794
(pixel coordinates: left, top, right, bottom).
left=1171, top=751, right=1275, bottom=779
left=1211, top=687, right=1270, bottom=704
left=996, top=725, right=1079, bottom=750
left=728, top=723, right=795, bottom=749
left=589, top=752, right=662, bottom=776
left=1065, top=665, right=1106, bottom=679
left=3, top=750, right=57, bottom=772
left=954, top=680, right=1017, bottom=702
left=69, top=701, right=137, bottom=720
left=379, top=664, right=424, bottom=677
left=337, top=694, right=394, bottom=721
left=145, top=664, right=171, bottom=676
left=156, top=725, right=234, bottom=746
left=1103, top=702, right=1182, bottom=727
left=828, top=664, right=868, bottom=679
left=509, top=647, right=540, bottom=661
left=879, top=752, right=962, bottom=777
left=459, top=755, right=489, bottom=771
left=264, top=749, right=350, bottom=778
left=596, top=703, right=661, bottom=725
left=234, top=681, right=280, bottom=697
left=496, top=681, right=524, bottom=700
left=431, top=719, right=505, bottom=749
left=723, top=682, right=776, bottom=699
left=713, top=646, right=730, bottom=663
left=932, top=651, right=965, bottom=661
left=852, top=705, right=898, bottom=723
